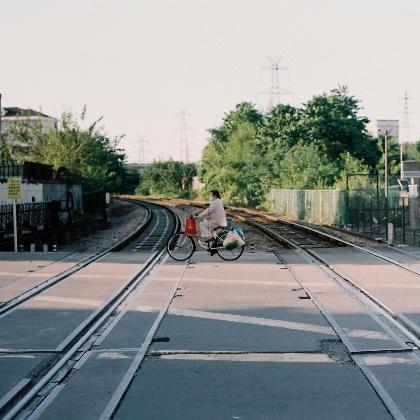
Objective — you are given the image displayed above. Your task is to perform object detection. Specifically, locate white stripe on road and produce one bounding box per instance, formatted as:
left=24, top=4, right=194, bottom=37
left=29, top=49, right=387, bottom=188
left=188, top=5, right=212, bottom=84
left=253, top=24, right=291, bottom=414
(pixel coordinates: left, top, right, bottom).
left=157, top=352, right=333, bottom=363
left=168, top=308, right=335, bottom=335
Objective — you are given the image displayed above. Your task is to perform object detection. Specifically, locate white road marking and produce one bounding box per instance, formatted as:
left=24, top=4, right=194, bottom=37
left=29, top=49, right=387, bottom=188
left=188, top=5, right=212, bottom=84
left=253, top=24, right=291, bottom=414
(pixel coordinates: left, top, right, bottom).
left=168, top=308, right=335, bottom=335
left=158, top=352, right=333, bottom=363
left=33, top=295, right=103, bottom=307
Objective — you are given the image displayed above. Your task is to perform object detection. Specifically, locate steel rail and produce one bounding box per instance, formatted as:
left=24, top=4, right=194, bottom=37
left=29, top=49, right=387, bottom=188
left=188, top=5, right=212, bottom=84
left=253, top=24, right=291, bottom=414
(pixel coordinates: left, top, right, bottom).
left=1, top=202, right=180, bottom=419
left=226, top=206, right=420, bottom=275
left=157, top=198, right=420, bottom=273
left=0, top=202, right=152, bottom=317
left=223, top=207, right=420, bottom=339
left=117, top=200, right=420, bottom=347
left=224, top=207, right=419, bottom=420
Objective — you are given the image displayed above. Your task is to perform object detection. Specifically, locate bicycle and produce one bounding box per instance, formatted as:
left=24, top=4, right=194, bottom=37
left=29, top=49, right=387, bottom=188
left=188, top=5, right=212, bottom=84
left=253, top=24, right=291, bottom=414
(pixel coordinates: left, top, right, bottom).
left=166, top=215, right=244, bottom=261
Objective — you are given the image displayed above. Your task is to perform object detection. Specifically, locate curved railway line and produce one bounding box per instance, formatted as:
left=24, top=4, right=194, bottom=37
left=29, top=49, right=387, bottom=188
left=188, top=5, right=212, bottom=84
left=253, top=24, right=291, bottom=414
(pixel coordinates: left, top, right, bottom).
left=3, top=197, right=420, bottom=418
left=0, top=199, right=181, bottom=419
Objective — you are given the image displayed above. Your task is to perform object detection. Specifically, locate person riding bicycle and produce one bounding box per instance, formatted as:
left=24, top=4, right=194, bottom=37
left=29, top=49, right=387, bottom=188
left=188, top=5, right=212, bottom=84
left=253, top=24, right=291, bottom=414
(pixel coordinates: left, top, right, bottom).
left=194, top=190, right=227, bottom=243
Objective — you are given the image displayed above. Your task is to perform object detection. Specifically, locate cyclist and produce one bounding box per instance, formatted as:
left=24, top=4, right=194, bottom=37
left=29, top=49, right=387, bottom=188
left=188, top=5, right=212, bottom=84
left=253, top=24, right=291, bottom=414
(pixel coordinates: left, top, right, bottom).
left=194, top=189, right=227, bottom=243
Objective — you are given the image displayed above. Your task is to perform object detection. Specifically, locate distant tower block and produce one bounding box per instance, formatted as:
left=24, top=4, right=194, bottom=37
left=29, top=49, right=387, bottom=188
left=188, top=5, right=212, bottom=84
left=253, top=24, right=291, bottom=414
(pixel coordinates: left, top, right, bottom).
left=400, top=91, right=413, bottom=144
left=261, top=57, right=291, bottom=111
left=376, top=120, right=399, bottom=140
left=178, top=109, right=190, bottom=163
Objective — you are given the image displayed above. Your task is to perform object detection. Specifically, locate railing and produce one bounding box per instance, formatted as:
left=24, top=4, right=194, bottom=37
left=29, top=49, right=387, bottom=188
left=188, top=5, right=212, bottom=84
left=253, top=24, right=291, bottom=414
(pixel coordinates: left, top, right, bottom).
left=346, top=191, right=408, bottom=241
left=0, top=165, right=23, bottom=181
left=0, top=201, right=59, bottom=234
left=0, top=162, right=54, bottom=182
left=268, top=188, right=415, bottom=245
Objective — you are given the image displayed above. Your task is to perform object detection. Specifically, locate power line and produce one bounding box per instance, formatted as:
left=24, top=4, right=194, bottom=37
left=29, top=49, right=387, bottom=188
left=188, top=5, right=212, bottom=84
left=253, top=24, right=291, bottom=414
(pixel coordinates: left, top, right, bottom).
left=178, top=109, right=191, bottom=163
left=260, top=56, right=292, bottom=111
left=399, top=90, right=414, bottom=144
left=137, top=135, right=150, bottom=164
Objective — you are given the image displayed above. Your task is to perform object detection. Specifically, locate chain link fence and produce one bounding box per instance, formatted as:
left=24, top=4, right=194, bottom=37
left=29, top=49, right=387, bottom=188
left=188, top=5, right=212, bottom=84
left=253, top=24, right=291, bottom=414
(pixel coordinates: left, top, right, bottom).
left=268, top=188, right=419, bottom=245
left=268, top=189, right=346, bottom=225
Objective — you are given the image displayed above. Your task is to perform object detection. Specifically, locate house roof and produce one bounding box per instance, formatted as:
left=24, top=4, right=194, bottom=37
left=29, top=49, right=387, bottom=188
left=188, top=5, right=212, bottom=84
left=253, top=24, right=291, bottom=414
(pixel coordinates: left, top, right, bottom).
left=1, top=107, right=55, bottom=119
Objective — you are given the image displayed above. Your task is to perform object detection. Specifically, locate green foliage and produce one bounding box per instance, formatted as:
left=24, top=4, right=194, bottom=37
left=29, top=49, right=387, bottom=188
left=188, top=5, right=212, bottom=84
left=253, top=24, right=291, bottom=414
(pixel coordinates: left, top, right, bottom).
left=0, top=138, right=13, bottom=164
left=199, top=88, right=382, bottom=206
left=404, top=141, right=420, bottom=161
left=118, top=164, right=141, bottom=194
left=137, top=160, right=197, bottom=198
left=274, top=142, right=337, bottom=189
left=375, top=135, right=400, bottom=176
left=301, top=86, right=378, bottom=165
left=334, top=152, right=371, bottom=190
left=5, top=109, right=137, bottom=193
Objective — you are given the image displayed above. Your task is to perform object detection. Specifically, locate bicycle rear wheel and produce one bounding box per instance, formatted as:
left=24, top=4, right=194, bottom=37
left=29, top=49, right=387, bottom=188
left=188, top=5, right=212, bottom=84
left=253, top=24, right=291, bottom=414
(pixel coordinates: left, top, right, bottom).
left=216, top=230, right=244, bottom=261
left=167, top=233, right=195, bottom=261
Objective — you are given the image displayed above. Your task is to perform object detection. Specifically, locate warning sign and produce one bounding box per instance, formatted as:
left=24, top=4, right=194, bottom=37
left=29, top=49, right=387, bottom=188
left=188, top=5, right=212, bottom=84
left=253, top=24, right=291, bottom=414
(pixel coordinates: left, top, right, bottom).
left=7, top=177, right=22, bottom=199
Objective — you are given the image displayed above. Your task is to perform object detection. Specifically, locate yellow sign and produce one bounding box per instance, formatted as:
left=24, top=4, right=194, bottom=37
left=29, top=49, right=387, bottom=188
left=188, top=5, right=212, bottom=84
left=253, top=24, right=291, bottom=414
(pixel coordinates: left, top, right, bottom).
left=7, top=177, right=22, bottom=199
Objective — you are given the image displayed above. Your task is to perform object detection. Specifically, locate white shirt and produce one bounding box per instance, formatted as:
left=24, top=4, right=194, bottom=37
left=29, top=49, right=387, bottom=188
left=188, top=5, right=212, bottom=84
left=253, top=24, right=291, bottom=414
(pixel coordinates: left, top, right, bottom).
left=198, top=198, right=227, bottom=227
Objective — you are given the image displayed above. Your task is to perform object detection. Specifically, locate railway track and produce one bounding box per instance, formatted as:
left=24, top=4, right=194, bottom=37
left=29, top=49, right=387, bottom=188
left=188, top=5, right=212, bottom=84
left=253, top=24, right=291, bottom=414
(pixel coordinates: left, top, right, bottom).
left=147, top=198, right=420, bottom=418
left=4, top=197, right=420, bottom=418
left=222, top=206, right=420, bottom=419
left=0, top=201, right=152, bottom=316
left=0, top=199, right=181, bottom=419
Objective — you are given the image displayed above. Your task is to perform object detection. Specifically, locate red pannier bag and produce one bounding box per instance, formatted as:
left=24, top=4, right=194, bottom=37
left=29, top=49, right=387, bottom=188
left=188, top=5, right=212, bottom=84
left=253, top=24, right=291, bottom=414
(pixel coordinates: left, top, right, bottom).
left=184, top=216, right=197, bottom=235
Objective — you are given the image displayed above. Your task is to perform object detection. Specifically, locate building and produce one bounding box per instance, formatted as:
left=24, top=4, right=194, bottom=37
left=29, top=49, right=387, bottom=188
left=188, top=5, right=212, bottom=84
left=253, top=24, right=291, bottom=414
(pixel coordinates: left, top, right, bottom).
left=0, top=162, right=82, bottom=224
left=374, top=120, right=399, bottom=141
left=1, top=107, right=57, bottom=154
left=1, top=107, right=57, bottom=135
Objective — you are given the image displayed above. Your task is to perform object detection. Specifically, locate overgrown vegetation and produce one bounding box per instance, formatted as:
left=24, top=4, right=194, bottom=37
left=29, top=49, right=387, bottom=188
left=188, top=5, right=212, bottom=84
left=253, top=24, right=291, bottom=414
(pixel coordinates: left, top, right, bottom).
left=199, top=86, right=403, bottom=206
left=1, top=109, right=139, bottom=193
left=136, top=160, right=197, bottom=198
left=3, top=87, right=417, bottom=204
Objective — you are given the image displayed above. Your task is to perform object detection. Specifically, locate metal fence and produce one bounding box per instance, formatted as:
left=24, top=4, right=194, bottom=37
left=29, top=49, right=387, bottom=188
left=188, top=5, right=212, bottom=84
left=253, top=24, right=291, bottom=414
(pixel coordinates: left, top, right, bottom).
left=0, top=165, right=23, bottom=181
left=268, top=189, right=346, bottom=225
left=268, top=188, right=418, bottom=245
left=0, top=201, right=59, bottom=234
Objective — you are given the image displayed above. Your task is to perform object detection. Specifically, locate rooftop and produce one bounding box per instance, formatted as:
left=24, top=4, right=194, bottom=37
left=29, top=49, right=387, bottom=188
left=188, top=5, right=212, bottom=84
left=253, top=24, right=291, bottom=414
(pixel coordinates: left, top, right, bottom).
left=1, top=107, right=55, bottom=119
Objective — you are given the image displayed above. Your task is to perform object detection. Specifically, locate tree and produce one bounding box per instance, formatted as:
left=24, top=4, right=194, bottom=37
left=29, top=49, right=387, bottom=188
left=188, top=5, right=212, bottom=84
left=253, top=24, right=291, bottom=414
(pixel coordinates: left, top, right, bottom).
left=334, top=152, right=372, bottom=190
left=5, top=109, right=134, bottom=192
left=301, top=86, right=379, bottom=166
left=375, top=135, right=400, bottom=177
left=199, top=87, right=381, bottom=206
left=274, top=142, right=338, bottom=189
left=137, top=160, right=197, bottom=198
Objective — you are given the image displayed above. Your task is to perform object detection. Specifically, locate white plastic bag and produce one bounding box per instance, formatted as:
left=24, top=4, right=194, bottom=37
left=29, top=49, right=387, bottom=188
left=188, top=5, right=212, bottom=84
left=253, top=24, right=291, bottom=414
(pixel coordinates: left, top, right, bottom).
left=223, top=230, right=245, bottom=250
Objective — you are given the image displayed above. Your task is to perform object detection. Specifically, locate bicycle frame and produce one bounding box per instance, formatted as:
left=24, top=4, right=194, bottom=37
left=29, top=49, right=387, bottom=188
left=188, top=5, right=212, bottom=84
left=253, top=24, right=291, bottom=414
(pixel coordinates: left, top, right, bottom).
left=189, top=228, right=227, bottom=251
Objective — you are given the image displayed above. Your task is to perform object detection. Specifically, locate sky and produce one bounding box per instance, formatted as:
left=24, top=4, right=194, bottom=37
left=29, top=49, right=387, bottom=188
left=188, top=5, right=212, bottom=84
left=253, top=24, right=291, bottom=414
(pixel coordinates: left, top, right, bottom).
left=1, top=0, right=420, bottom=163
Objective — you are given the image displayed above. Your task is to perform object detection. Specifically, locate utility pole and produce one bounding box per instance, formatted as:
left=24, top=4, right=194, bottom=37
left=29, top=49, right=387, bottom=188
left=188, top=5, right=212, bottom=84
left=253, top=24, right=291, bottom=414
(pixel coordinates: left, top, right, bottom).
left=384, top=129, right=389, bottom=242
left=260, top=57, right=291, bottom=111
left=384, top=130, right=388, bottom=199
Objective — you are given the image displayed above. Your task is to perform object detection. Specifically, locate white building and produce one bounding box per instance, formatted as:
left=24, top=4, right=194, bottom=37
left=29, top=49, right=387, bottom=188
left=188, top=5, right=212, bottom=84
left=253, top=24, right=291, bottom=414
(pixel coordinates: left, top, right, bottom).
left=1, top=107, right=57, bottom=134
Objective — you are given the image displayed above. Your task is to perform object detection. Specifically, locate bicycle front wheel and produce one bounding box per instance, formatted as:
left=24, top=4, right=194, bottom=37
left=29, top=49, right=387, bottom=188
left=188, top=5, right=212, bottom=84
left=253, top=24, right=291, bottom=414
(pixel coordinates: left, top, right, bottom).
left=216, top=231, right=244, bottom=261
left=167, top=233, right=195, bottom=261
